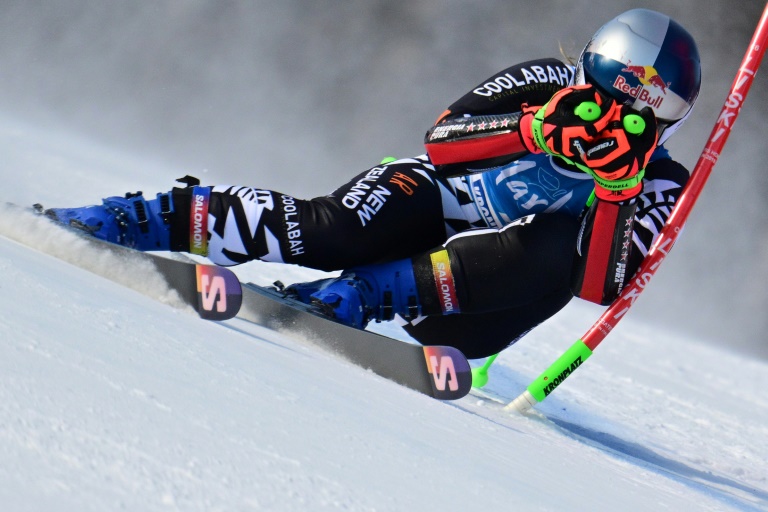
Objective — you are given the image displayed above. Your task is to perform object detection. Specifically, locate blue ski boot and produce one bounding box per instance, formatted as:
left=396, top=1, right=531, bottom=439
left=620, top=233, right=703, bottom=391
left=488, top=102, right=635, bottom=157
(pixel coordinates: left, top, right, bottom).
left=287, top=258, right=421, bottom=329
left=44, top=192, right=174, bottom=251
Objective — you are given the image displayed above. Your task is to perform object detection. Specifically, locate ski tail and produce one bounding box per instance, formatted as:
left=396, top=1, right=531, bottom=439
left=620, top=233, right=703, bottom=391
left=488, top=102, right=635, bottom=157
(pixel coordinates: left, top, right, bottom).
left=423, top=346, right=472, bottom=399
left=149, top=255, right=242, bottom=320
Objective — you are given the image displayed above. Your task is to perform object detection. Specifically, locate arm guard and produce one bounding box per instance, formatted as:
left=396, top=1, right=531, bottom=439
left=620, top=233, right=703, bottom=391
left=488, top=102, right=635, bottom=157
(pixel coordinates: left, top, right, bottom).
left=570, top=154, right=690, bottom=305
left=571, top=198, right=637, bottom=305
left=424, top=58, right=573, bottom=178
left=424, top=113, right=529, bottom=177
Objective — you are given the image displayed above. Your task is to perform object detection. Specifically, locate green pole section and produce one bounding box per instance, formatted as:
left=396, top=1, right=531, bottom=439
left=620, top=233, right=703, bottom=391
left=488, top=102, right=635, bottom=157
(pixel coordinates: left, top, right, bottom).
left=526, top=340, right=593, bottom=402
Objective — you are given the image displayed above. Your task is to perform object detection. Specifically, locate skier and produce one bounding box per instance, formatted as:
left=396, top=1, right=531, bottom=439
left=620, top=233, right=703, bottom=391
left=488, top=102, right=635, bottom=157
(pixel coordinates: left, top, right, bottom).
left=46, top=9, right=700, bottom=359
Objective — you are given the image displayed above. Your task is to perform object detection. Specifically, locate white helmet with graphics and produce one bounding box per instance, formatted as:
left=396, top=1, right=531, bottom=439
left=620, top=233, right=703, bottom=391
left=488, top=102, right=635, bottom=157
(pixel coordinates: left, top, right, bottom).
left=574, top=8, right=701, bottom=144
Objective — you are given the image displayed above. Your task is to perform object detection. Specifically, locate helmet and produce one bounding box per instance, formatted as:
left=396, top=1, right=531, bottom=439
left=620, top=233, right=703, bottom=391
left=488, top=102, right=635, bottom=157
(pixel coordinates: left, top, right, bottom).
left=574, top=9, right=701, bottom=144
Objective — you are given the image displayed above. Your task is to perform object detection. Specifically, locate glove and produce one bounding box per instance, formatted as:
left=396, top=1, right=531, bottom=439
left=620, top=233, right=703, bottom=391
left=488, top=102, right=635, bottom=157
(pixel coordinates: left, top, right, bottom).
left=518, top=85, right=617, bottom=159
left=575, top=105, right=658, bottom=202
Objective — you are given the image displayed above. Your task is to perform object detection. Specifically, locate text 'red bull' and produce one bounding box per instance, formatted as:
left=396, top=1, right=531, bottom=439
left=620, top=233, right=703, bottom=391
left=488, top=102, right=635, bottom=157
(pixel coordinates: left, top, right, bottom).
left=612, top=75, right=665, bottom=109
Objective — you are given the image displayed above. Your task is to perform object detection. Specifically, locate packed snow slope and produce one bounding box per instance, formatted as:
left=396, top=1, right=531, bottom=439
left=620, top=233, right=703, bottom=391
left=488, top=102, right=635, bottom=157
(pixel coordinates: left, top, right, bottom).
left=1, top=120, right=768, bottom=511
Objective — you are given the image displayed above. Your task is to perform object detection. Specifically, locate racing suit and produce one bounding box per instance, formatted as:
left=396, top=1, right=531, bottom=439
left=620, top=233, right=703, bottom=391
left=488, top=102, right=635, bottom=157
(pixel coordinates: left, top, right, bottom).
left=168, top=58, right=688, bottom=357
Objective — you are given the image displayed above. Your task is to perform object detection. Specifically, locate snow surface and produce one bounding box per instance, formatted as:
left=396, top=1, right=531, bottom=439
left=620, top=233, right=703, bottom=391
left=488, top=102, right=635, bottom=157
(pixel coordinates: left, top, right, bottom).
left=1, top=118, right=768, bottom=511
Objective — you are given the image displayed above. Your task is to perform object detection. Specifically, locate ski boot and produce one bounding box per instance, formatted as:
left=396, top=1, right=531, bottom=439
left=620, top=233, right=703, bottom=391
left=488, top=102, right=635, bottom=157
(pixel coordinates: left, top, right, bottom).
left=43, top=192, right=174, bottom=251
left=287, top=259, right=421, bottom=329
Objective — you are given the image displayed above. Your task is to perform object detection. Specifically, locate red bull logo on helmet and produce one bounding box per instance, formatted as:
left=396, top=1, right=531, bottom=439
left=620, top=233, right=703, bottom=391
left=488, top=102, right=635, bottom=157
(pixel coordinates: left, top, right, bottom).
left=612, top=62, right=671, bottom=110
left=621, top=62, right=671, bottom=93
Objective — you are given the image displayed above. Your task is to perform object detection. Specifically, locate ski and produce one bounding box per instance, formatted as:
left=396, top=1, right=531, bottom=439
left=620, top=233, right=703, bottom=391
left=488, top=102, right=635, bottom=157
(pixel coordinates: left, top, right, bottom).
left=236, top=282, right=473, bottom=400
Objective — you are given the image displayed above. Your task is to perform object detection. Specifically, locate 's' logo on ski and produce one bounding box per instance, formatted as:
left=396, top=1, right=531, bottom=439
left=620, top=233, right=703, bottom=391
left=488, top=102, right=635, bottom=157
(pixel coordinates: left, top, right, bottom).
left=201, top=274, right=228, bottom=312
left=428, top=355, right=459, bottom=392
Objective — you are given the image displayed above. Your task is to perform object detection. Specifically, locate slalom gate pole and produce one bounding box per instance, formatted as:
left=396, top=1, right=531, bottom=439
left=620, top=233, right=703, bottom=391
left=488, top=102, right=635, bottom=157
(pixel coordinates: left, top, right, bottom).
left=507, top=3, right=768, bottom=414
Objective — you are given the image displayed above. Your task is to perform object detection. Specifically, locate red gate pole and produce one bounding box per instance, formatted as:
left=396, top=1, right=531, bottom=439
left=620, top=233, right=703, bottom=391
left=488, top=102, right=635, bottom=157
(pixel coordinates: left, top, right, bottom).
left=508, top=3, right=768, bottom=413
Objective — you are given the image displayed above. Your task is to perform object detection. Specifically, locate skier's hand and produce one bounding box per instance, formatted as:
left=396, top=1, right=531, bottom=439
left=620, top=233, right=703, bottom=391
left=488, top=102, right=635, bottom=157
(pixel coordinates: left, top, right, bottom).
left=576, top=105, right=658, bottom=202
left=518, top=85, right=616, bottom=158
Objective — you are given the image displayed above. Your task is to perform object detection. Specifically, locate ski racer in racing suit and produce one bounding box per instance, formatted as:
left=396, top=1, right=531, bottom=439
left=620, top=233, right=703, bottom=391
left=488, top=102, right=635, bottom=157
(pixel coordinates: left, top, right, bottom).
left=45, top=9, right=701, bottom=359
